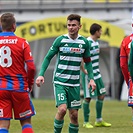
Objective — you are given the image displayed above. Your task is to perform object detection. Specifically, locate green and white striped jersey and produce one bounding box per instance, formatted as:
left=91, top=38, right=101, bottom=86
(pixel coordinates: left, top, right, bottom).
left=87, top=37, right=101, bottom=80
left=39, top=34, right=93, bottom=87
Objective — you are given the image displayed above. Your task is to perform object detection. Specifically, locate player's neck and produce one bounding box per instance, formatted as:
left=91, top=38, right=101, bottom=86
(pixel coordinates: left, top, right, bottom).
left=69, top=34, right=78, bottom=40
left=91, top=35, right=98, bottom=41
left=2, top=30, right=14, bottom=32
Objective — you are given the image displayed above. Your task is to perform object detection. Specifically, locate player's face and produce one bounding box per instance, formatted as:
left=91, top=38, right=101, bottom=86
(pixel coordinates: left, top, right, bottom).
left=67, top=20, right=81, bottom=39
left=96, top=29, right=102, bottom=38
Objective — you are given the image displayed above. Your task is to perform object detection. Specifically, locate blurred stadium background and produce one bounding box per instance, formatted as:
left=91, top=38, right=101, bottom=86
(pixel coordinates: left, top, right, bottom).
left=0, top=0, right=132, bottom=100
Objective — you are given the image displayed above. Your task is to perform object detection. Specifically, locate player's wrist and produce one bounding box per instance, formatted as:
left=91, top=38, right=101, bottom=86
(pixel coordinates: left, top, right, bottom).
left=90, top=79, right=94, bottom=82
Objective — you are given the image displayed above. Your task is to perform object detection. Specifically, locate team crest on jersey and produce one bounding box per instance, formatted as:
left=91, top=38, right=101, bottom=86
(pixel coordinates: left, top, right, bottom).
left=79, top=44, right=82, bottom=48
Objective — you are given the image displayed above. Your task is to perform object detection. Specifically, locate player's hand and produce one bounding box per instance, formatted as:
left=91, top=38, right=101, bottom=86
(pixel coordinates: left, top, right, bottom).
left=88, top=79, right=96, bottom=92
left=29, top=85, right=33, bottom=92
left=36, top=76, right=44, bottom=87
left=128, top=78, right=132, bottom=89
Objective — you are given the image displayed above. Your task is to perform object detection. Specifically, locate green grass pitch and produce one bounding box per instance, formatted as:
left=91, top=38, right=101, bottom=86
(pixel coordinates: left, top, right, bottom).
left=9, top=99, right=133, bottom=133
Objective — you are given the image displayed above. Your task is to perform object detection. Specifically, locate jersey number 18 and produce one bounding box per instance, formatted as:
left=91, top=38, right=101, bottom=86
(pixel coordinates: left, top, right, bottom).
left=0, top=46, right=12, bottom=67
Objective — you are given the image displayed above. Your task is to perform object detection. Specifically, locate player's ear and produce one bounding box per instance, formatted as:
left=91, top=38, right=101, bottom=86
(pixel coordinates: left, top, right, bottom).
left=79, top=24, right=82, bottom=29
left=12, top=23, right=16, bottom=32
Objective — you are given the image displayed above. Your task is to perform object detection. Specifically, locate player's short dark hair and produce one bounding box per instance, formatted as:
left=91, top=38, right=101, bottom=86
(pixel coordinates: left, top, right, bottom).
left=67, top=14, right=81, bottom=24
left=90, top=23, right=102, bottom=35
left=0, top=12, right=16, bottom=31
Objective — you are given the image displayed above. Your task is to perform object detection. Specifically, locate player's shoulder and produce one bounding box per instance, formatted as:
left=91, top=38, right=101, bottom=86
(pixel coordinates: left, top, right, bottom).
left=86, top=36, right=93, bottom=43
left=77, top=34, right=89, bottom=44
left=54, top=35, right=66, bottom=42
left=87, top=36, right=91, bottom=40
left=14, top=36, right=26, bottom=42
left=121, top=34, right=132, bottom=47
left=16, top=36, right=29, bottom=44
left=78, top=34, right=87, bottom=40
left=123, top=34, right=133, bottom=41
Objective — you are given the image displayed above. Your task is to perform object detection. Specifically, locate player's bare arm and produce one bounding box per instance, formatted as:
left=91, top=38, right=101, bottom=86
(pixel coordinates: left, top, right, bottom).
left=81, top=59, right=88, bottom=74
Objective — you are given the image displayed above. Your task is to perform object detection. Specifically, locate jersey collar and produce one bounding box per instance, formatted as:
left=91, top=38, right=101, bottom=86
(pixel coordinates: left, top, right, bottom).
left=0, top=32, right=16, bottom=36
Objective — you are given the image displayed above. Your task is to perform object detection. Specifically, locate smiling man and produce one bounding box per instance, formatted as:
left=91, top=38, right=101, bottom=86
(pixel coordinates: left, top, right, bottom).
left=36, top=14, right=96, bottom=133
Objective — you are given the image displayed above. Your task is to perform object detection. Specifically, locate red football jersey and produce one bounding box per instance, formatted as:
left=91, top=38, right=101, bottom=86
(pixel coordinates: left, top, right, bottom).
left=0, top=32, right=35, bottom=91
left=120, top=34, right=133, bottom=85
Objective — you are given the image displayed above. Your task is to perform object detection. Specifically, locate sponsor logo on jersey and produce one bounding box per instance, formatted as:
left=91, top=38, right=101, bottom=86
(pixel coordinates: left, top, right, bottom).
left=19, top=110, right=32, bottom=117
left=100, top=88, right=106, bottom=94
left=71, top=100, right=81, bottom=107
left=128, top=96, right=133, bottom=104
left=60, top=47, right=84, bottom=53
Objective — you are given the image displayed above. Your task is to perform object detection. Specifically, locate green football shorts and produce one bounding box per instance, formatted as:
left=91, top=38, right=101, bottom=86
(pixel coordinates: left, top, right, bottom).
left=53, top=83, right=81, bottom=109
left=82, top=72, right=106, bottom=98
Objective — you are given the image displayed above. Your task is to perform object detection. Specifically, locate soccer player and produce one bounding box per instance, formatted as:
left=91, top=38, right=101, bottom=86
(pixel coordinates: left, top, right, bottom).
left=81, top=23, right=111, bottom=128
left=0, top=13, right=36, bottom=133
left=120, top=33, right=133, bottom=124
left=36, top=14, right=96, bottom=133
